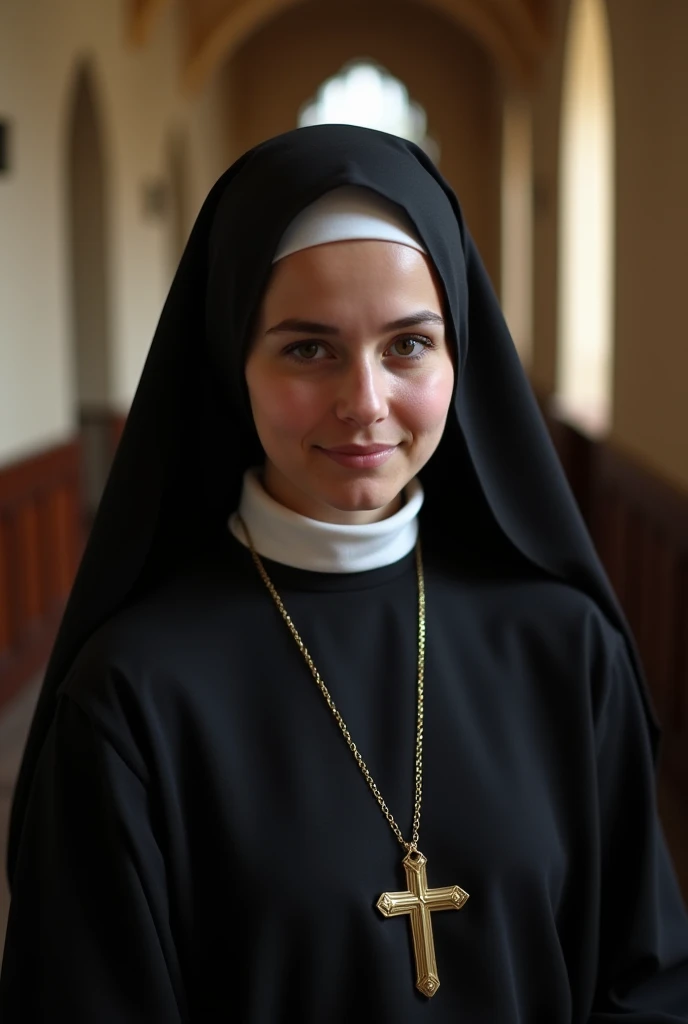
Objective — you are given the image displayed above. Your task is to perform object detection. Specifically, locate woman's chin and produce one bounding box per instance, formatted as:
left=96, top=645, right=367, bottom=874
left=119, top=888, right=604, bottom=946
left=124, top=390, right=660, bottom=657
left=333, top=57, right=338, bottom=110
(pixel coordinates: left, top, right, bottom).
left=314, top=482, right=404, bottom=523
left=262, top=460, right=408, bottom=522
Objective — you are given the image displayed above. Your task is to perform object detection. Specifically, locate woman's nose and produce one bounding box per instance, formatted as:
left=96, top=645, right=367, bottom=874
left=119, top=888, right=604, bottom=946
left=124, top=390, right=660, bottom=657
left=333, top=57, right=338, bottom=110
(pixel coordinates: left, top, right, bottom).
left=334, top=359, right=389, bottom=427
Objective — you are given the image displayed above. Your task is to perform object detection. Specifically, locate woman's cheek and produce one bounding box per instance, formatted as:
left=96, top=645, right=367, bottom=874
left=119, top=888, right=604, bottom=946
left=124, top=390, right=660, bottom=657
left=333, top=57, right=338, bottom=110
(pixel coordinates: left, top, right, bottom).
left=395, top=368, right=454, bottom=434
left=264, top=379, right=326, bottom=438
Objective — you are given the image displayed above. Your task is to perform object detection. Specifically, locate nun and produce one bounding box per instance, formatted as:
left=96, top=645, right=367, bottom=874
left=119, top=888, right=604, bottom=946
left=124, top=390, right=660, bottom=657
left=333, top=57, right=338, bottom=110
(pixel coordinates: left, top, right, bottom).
left=2, top=124, right=688, bottom=1022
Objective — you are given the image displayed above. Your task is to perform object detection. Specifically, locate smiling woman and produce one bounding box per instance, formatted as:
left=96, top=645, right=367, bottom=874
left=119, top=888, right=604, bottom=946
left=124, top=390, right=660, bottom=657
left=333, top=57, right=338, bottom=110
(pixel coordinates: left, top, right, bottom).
left=2, top=126, right=688, bottom=1023
left=245, top=220, right=454, bottom=523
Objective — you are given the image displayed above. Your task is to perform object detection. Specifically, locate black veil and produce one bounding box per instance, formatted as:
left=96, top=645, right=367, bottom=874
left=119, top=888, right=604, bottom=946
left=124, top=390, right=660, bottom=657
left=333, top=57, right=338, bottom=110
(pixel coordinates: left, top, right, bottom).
left=6, top=124, right=657, bottom=885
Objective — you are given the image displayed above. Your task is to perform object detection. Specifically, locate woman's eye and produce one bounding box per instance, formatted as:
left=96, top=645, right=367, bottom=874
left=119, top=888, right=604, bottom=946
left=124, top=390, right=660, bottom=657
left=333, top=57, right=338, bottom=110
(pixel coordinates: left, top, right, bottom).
left=288, top=342, right=325, bottom=361
left=285, top=336, right=432, bottom=362
left=389, top=336, right=430, bottom=359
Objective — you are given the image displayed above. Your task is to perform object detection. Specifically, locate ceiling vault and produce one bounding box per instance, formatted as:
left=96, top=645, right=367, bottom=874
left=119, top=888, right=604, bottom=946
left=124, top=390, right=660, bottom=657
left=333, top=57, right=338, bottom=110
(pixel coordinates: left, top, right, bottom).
left=127, top=0, right=552, bottom=93
left=126, top=0, right=172, bottom=45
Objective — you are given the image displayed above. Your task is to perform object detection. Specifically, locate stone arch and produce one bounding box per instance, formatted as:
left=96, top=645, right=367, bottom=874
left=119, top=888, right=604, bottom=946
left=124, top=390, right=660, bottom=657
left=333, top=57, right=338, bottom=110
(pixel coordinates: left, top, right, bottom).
left=184, top=0, right=548, bottom=93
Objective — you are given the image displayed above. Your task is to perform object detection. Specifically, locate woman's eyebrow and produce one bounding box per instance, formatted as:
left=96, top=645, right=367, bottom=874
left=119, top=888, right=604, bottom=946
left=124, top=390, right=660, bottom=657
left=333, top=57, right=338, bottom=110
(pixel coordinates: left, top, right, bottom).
left=386, top=311, right=445, bottom=330
left=265, top=310, right=445, bottom=336
left=266, top=318, right=339, bottom=336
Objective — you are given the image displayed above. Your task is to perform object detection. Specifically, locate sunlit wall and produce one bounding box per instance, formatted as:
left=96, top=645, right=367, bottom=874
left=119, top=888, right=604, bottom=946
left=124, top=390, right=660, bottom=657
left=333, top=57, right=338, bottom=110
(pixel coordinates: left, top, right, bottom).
left=557, top=0, right=615, bottom=435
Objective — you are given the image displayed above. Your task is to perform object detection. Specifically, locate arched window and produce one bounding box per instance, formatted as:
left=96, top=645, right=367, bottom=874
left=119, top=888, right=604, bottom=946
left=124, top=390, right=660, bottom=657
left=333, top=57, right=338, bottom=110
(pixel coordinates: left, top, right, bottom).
left=298, top=60, right=439, bottom=163
left=501, top=92, right=533, bottom=367
left=557, top=0, right=615, bottom=434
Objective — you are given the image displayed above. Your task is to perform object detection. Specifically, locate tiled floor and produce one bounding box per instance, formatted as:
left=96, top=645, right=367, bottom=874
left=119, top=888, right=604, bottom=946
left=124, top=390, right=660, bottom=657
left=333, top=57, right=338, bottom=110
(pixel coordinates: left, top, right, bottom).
left=0, top=678, right=40, bottom=958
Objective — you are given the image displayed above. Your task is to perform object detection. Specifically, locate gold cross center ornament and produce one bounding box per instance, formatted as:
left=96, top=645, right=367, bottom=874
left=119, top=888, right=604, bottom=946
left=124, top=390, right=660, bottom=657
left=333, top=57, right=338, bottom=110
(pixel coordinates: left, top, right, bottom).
left=377, top=850, right=469, bottom=998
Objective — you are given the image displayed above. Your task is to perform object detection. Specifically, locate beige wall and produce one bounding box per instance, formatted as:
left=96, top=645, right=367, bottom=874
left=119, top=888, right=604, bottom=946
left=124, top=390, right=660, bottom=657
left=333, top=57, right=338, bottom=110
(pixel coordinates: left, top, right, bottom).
left=224, top=0, right=503, bottom=286
left=69, top=67, right=112, bottom=410
left=0, top=0, right=230, bottom=466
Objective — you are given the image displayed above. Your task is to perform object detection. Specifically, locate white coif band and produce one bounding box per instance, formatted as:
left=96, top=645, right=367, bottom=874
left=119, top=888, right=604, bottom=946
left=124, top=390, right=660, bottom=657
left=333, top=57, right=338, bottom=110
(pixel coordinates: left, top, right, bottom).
left=229, top=468, right=424, bottom=573
left=272, top=185, right=427, bottom=263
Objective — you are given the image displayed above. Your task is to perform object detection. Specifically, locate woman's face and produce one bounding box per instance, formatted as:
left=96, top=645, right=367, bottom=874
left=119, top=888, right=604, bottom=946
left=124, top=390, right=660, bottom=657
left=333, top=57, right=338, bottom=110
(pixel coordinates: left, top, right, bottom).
left=245, top=240, right=455, bottom=524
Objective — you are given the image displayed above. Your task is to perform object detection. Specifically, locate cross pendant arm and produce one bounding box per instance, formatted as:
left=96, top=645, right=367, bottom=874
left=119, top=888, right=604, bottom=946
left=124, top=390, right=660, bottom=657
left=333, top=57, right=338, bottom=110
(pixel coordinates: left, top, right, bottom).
left=376, top=889, right=418, bottom=916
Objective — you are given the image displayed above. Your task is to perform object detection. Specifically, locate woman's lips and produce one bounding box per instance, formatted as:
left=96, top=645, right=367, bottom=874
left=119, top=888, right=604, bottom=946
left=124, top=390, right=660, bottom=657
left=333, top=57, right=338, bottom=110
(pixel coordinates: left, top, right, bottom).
left=316, top=444, right=399, bottom=469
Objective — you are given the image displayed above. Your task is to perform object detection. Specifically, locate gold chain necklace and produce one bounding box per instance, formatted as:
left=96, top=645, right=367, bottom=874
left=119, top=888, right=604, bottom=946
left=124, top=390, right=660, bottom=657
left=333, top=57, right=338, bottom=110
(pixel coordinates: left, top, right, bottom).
left=237, top=515, right=469, bottom=998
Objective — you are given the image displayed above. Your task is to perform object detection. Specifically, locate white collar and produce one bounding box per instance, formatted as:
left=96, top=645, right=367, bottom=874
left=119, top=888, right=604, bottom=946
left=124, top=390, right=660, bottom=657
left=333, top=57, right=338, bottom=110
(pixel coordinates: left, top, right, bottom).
left=229, top=468, right=424, bottom=573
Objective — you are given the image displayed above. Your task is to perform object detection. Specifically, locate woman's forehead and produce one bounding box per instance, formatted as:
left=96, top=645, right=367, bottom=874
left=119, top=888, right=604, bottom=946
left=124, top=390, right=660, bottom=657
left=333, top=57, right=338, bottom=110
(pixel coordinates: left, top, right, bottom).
left=260, top=241, right=443, bottom=319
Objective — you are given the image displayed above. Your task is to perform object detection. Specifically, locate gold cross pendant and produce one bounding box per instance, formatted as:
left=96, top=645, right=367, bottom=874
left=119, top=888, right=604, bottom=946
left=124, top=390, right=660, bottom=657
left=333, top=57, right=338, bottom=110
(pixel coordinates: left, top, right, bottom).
left=377, top=850, right=469, bottom=998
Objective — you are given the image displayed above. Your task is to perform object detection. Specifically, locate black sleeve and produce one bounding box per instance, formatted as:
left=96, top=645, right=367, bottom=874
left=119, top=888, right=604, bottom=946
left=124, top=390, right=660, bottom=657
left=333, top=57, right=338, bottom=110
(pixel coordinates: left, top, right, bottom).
left=590, top=641, right=688, bottom=1021
left=0, top=694, right=187, bottom=1023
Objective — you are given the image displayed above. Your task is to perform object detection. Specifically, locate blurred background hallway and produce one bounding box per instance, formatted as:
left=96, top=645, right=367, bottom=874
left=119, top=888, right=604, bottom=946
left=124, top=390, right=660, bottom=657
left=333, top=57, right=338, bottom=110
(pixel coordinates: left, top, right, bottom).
left=1, top=0, right=687, bottom=955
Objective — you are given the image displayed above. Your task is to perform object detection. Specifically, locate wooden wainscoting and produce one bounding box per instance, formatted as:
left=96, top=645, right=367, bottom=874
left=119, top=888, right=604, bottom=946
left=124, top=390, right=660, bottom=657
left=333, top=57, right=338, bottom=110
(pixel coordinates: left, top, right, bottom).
left=590, top=446, right=688, bottom=791
left=539, top=398, right=688, bottom=794
left=0, top=440, right=82, bottom=709
left=0, top=411, right=127, bottom=711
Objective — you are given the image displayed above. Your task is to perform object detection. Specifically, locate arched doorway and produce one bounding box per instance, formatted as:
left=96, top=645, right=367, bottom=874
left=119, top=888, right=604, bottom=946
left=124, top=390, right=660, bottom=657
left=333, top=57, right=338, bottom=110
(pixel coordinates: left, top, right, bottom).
left=556, top=0, right=615, bottom=434
left=66, top=60, right=113, bottom=525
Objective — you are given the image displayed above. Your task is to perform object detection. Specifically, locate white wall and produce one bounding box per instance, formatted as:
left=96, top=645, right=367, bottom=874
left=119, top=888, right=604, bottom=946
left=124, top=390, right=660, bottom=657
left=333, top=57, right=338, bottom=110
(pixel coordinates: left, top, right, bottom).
left=0, top=0, right=230, bottom=467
